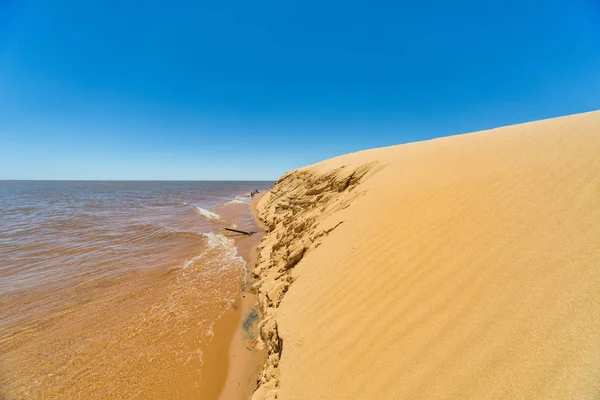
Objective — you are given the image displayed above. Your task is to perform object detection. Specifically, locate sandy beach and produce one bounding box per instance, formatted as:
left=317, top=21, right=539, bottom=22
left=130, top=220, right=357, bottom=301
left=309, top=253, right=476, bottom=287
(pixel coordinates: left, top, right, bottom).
left=212, top=193, right=268, bottom=400
left=249, top=110, right=600, bottom=399
left=3, top=2, right=598, bottom=399
left=195, top=192, right=268, bottom=400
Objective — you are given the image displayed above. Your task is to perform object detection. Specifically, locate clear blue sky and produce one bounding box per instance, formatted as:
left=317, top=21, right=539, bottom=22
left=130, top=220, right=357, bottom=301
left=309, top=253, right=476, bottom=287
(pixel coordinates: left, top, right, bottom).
left=1, top=0, right=599, bottom=180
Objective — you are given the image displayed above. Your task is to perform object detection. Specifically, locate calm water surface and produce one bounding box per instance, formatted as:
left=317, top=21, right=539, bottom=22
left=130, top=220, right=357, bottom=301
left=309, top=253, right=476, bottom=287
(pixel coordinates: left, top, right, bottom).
left=0, top=181, right=272, bottom=399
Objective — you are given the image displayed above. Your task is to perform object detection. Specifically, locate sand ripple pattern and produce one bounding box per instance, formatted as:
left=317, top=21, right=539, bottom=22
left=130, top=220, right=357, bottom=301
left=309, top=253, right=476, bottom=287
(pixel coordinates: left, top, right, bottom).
left=251, top=111, right=600, bottom=400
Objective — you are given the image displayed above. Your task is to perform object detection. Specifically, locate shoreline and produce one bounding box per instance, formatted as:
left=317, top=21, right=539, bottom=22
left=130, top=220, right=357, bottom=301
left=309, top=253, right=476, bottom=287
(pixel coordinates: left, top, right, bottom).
left=218, top=192, right=268, bottom=399
left=197, top=193, right=268, bottom=399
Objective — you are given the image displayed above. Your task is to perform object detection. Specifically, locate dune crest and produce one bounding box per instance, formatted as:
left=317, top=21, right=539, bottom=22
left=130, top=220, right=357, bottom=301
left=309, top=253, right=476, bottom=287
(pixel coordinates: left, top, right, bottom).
left=251, top=110, right=600, bottom=400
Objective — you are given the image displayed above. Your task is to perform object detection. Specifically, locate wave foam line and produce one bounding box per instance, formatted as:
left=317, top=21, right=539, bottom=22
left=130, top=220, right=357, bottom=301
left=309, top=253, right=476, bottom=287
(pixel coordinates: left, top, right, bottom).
left=224, top=195, right=250, bottom=206
left=194, top=205, right=221, bottom=222
left=182, top=232, right=247, bottom=283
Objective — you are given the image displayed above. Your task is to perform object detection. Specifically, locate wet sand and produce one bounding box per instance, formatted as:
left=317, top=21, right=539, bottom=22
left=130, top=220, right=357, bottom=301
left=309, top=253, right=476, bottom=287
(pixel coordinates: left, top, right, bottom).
left=0, top=182, right=273, bottom=399
left=217, top=292, right=264, bottom=400
left=198, top=291, right=263, bottom=400
left=198, top=193, right=267, bottom=399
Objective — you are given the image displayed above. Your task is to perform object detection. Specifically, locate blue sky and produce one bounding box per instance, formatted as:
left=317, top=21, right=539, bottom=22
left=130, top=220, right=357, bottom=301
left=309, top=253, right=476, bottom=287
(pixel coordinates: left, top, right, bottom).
left=0, top=0, right=599, bottom=180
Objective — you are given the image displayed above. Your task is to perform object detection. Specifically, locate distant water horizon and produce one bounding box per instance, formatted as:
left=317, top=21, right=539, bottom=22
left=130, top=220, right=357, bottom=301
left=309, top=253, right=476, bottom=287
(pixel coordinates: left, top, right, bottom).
left=0, top=180, right=277, bottom=182
left=0, top=180, right=273, bottom=398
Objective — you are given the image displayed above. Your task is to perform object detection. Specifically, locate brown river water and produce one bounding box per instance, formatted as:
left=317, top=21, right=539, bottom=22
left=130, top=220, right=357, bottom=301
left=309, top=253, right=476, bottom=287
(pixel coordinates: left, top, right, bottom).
left=0, top=181, right=272, bottom=399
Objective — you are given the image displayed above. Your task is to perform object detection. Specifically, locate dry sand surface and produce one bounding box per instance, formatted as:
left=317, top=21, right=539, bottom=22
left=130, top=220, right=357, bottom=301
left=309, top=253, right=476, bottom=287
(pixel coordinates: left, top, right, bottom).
left=249, top=110, right=600, bottom=399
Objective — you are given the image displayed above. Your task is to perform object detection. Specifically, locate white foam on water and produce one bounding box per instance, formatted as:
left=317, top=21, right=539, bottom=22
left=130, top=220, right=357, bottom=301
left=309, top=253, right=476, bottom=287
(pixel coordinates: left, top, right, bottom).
left=182, top=232, right=247, bottom=281
left=224, top=195, right=250, bottom=206
left=194, top=205, right=221, bottom=222
left=185, top=348, right=203, bottom=363
left=179, top=231, right=249, bottom=361
left=182, top=254, right=201, bottom=270
left=202, top=231, right=233, bottom=250
left=206, top=326, right=214, bottom=339
left=225, top=199, right=245, bottom=205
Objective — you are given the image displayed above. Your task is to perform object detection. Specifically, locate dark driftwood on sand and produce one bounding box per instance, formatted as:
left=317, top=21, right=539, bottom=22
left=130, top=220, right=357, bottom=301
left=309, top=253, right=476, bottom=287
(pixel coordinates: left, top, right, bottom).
left=224, top=227, right=256, bottom=236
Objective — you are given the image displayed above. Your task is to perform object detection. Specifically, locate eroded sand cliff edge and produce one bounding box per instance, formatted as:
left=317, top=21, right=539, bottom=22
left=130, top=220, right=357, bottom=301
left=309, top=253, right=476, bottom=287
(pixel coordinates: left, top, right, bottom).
left=249, top=110, right=600, bottom=400
left=250, top=162, right=378, bottom=399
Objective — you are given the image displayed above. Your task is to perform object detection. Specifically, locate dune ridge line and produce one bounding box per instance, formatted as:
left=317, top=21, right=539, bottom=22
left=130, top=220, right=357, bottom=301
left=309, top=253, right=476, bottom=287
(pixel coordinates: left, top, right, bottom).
left=250, top=110, right=600, bottom=400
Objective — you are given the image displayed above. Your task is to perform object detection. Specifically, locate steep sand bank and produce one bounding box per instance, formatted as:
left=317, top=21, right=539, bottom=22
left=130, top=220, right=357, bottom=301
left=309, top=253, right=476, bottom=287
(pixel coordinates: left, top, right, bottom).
left=250, top=110, right=600, bottom=399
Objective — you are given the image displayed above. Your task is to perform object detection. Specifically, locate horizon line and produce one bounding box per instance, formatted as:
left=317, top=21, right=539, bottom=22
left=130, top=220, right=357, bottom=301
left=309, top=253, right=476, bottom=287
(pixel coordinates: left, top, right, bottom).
left=0, top=179, right=278, bottom=182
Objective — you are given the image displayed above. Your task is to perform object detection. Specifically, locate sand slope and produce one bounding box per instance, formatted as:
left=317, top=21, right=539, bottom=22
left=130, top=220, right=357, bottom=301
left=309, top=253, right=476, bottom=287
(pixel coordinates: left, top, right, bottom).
left=250, top=110, right=600, bottom=399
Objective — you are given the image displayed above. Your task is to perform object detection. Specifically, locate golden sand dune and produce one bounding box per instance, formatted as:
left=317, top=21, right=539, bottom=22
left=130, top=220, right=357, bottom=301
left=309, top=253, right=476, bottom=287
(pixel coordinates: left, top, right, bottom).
left=250, top=110, right=600, bottom=399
